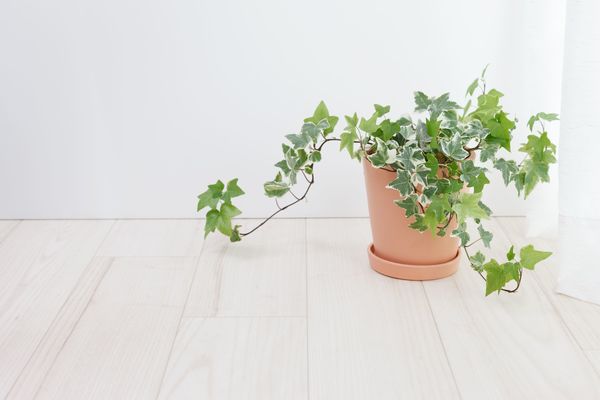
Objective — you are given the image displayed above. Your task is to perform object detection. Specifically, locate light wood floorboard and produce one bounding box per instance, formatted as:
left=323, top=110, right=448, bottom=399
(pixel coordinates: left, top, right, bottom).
left=35, top=257, right=198, bottom=399
left=7, top=258, right=114, bottom=400
left=2, top=218, right=600, bottom=399
left=497, top=217, right=600, bottom=351
left=185, top=219, right=305, bottom=317
left=157, top=317, right=307, bottom=400
left=0, top=220, right=113, bottom=399
left=0, top=221, right=19, bottom=242
left=423, top=218, right=600, bottom=399
left=306, top=219, right=459, bottom=400
left=97, top=219, right=204, bottom=257
left=587, top=350, right=600, bottom=376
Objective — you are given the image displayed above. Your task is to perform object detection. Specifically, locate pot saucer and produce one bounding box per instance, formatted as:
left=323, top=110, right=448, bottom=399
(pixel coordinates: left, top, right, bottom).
left=367, top=244, right=460, bottom=281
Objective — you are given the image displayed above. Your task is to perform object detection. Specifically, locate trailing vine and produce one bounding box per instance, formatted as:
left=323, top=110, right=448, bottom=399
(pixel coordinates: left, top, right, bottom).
left=197, top=68, right=556, bottom=295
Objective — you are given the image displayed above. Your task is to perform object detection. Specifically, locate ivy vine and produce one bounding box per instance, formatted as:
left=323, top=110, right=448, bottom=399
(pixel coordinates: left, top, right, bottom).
left=197, top=68, right=556, bottom=296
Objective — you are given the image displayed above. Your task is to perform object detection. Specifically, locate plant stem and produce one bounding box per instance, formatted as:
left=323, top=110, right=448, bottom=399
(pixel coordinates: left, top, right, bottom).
left=239, top=172, right=314, bottom=237
left=239, top=137, right=346, bottom=237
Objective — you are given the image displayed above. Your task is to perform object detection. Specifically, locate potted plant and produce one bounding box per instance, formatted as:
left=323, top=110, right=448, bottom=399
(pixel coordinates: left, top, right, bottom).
left=197, top=68, right=557, bottom=295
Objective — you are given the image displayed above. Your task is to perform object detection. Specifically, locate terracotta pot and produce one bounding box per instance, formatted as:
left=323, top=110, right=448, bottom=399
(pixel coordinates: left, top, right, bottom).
left=363, top=160, right=460, bottom=280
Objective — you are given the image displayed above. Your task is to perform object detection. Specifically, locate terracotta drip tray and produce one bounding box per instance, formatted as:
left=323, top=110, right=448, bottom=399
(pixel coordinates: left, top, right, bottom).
left=367, top=244, right=460, bottom=281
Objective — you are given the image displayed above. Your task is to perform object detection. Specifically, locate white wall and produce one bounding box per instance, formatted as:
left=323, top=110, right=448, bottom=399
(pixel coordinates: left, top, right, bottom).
left=0, top=0, right=564, bottom=219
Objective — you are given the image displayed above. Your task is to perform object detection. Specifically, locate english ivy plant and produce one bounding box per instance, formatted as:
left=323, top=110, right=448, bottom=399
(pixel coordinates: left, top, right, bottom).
left=197, top=68, right=556, bottom=296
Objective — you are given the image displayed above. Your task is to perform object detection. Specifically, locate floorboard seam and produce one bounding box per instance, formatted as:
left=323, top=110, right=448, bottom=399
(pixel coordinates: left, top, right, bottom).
left=305, top=218, right=310, bottom=400
left=154, top=235, right=209, bottom=400
left=11, top=220, right=117, bottom=399
left=421, top=281, right=463, bottom=400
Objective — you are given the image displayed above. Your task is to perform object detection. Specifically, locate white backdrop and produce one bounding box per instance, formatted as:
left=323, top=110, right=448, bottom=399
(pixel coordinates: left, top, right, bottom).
left=0, top=0, right=564, bottom=219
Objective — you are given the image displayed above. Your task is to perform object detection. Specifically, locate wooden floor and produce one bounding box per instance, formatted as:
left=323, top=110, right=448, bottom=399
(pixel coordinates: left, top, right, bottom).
left=1, top=218, right=600, bottom=399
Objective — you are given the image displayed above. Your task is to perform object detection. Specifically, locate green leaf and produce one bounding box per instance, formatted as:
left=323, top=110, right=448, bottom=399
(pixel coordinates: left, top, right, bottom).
left=212, top=202, right=241, bottom=236
left=514, top=172, right=525, bottom=195
left=301, top=121, right=328, bottom=142
left=339, top=131, right=357, bottom=158
left=506, top=245, right=515, bottom=261
left=304, top=101, right=338, bottom=135
left=285, top=148, right=298, bottom=170
left=463, top=99, right=472, bottom=117
left=409, top=214, right=428, bottom=232
left=430, top=93, right=460, bottom=118
left=537, top=112, right=559, bottom=122
left=220, top=202, right=241, bottom=219
left=229, top=225, right=242, bottom=242
left=421, top=184, right=437, bottom=200
left=296, top=149, right=308, bottom=167
left=422, top=195, right=451, bottom=234
left=425, top=154, right=439, bottom=178
left=519, top=245, right=552, bottom=270
left=368, top=139, right=395, bottom=168
left=379, top=119, right=401, bottom=141
left=477, top=89, right=503, bottom=111
left=440, top=110, right=459, bottom=129
left=470, top=251, right=486, bottom=272
left=493, top=158, right=518, bottom=186
left=520, top=159, right=549, bottom=197
left=460, top=160, right=484, bottom=183
left=481, top=64, right=489, bottom=78
left=483, top=259, right=505, bottom=296
left=466, top=78, right=479, bottom=97
left=387, top=170, right=413, bottom=196
left=425, top=118, right=440, bottom=139
left=309, top=150, right=322, bottom=162
left=486, top=111, right=515, bottom=151
left=503, top=262, right=521, bottom=283
left=463, top=120, right=489, bottom=141
left=469, top=172, right=490, bottom=193
left=216, top=215, right=232, bottom=236
left=264, top=180, right=289, bottom=198
left=440, top=132, right=469, bottom=160
left=345, top=113, right=358, bottom=127
left=527, top=112, right=559, bottom=131
left=359, top=112, right=379, bottom=134
left=204, top=209, right=220, bottom=237
left=415, top=121, right=431, bottom=147
left=452, top=222, right=470, bottom=246
left=479, top=143, right=499, bottom=162
left=520, top=132, right=556, bottom=161
left=394, top=194, right=420, bottom=217
left=477, top=224, right=493, bottom=248
left=274, top=160, right=291, bottom=175
left=374, top=104, right=391, bottom=117
left=452, top=192, right=489, bottom=223
left=222, top=178, right=245, bottom=203
left=414, top=91, right=430, bottom=112
left=285, top=133, right=310, bottom=149
left=197, top=180, right=225, bottom=211
left=397, top=147, right=424, bottom=171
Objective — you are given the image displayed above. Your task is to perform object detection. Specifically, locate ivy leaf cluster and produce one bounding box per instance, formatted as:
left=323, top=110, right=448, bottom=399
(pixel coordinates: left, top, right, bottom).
left=264, top=101, right=338, bottom=198
left=197, top=179, right=244, bottom=241
left=470, top=245, right=551, bottom=296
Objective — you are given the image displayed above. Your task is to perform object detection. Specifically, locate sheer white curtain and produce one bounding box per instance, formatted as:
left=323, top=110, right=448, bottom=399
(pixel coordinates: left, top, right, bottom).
left=556, top=0, right=600, bottom=304
left=522, top=0, right=564, bottom=238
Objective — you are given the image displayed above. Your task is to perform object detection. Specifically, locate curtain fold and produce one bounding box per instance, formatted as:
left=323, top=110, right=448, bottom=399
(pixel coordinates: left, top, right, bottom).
left=557, top=0, right=600, bottom=304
